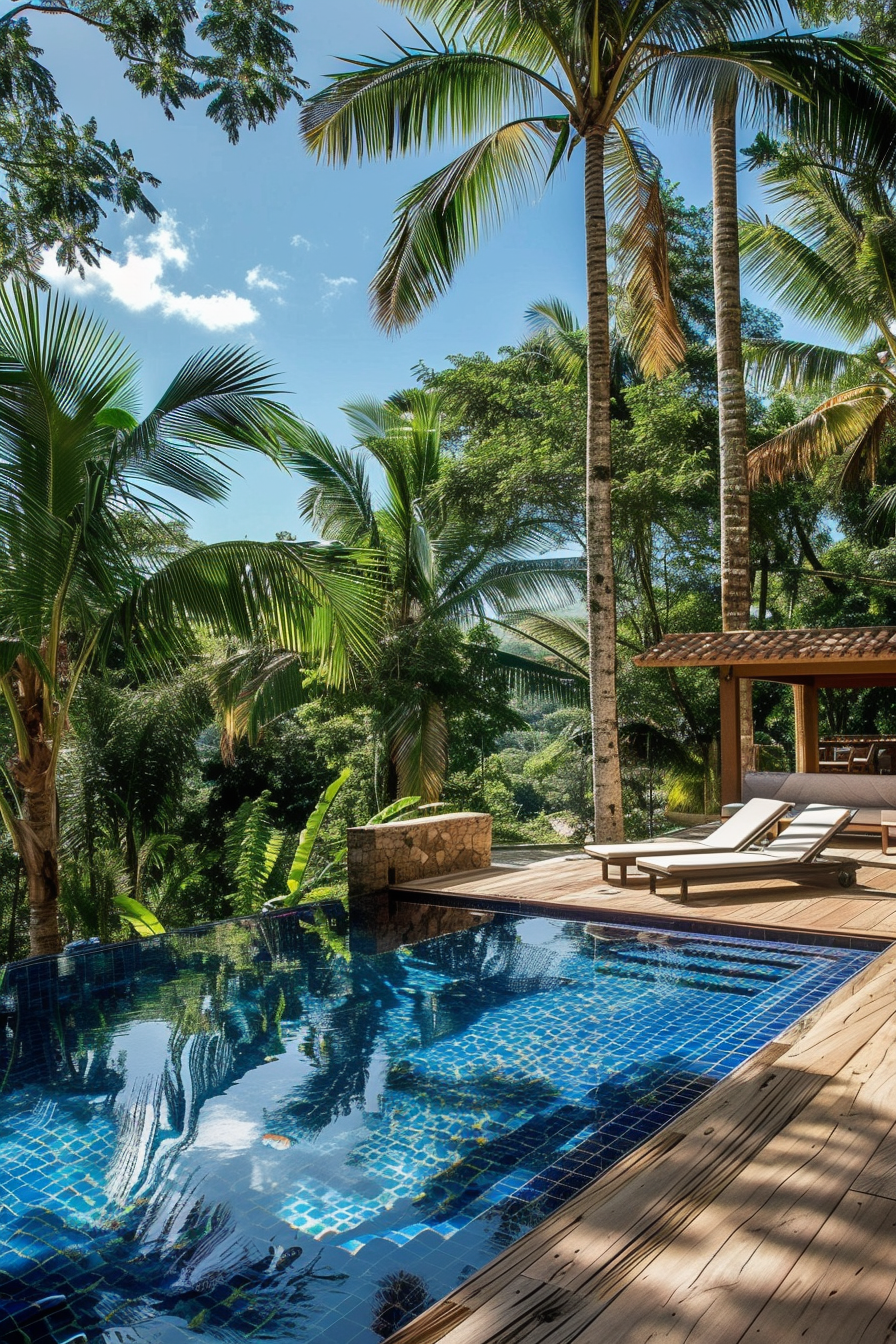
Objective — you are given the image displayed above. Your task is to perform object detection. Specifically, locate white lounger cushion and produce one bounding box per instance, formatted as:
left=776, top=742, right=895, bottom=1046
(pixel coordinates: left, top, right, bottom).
left=585, top=796, right=791, bottom=862
left=637, top=804, right=853, bottom=877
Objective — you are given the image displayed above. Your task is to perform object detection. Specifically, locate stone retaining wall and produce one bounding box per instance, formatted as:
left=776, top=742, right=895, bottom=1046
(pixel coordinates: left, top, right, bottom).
left=347, top=812, right=492, bottom=897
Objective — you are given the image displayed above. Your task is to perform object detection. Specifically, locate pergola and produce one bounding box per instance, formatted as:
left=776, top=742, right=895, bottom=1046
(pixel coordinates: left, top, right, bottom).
left=633, top=626, right=896, bottom=805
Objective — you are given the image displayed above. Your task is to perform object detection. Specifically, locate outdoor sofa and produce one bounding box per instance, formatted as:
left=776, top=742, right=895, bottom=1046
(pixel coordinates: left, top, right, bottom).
left=637, top=803, right=859, bottom=900
left=736, top=771, right=896, bottom=853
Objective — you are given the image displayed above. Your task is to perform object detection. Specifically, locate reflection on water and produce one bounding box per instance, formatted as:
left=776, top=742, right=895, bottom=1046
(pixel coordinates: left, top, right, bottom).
left=0, top=900, right=875, bottom=1343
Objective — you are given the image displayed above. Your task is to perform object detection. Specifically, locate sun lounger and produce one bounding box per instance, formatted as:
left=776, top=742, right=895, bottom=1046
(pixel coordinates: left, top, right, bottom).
left=583, top=796, right=792, bottom=884
left=636, top=804, right=859, bottom=900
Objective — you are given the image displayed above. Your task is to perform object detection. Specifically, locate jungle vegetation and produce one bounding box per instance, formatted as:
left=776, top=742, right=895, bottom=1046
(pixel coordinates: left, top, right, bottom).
left=6, top=3, right=896, bottom=955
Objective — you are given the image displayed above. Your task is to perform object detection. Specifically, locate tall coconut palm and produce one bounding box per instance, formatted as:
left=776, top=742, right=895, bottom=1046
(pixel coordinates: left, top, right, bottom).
left=272, top=390, right=586, bottom=800
left=0, top=286, right=378, bottom=957
left=702, top=42, right=896, bottom=775
left=300, top=0, right=892, bottom=840
left=742, top=147, right=896, bottom=494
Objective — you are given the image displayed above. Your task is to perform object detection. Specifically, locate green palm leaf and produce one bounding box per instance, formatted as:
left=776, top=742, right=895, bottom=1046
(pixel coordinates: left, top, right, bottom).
left=495, top=610, right=590, bottom=674
left=743, top=338, right=873, bottom=391
left=114, top=894, right=166, bottom=938
left=285, top=767, right=352, bottom=901
left=386, top=694, right=448, bottom=801
left=301, top=46, right=552, bottom=162
left=493, top=648, right=589, bottom=705
left=740, top=209, right=873, bottom=344
left=371, top=118, right=557, bottom=331
left=113, top=540, right=382, bottom=685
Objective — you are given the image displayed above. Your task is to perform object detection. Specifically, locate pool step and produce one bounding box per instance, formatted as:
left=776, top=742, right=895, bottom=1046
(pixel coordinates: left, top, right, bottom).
left=0, top=1295, right=86, bottom=1344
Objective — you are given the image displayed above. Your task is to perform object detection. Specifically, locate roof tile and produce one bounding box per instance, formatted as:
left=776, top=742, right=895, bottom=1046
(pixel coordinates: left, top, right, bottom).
left=634, top=626, right=896, bottom=668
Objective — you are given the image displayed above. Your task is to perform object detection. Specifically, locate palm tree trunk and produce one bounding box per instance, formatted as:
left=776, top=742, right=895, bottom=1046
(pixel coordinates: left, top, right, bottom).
left=9, top=659, right=62, bottom=957
left=15, top=747, right=62, bottom=958
left=584, top=132, right=624, bottom=842
left=711, top=93, right=754, bottom=779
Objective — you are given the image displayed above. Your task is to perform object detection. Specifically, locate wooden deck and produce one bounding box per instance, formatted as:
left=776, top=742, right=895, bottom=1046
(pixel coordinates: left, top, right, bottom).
left=392, top=838, right=896, bottom=944
left=388, top=839, right=896, bottom=1344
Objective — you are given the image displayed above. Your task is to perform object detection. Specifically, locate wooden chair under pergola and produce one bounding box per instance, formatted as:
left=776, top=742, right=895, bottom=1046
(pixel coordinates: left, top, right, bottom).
left=633, top=626, right=896, bottom=807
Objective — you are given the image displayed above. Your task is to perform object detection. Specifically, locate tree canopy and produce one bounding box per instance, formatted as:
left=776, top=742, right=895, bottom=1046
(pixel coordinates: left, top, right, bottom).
left=0, top=0, right=305, bottom=280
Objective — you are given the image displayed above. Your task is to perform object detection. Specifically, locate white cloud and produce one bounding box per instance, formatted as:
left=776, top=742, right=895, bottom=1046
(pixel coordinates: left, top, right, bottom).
left=291, top=233, right=312, bottom=250
left=320, top=274, right=358, bottom=310
left=246, top=265, right=282, bottom=293
left=43, top=213, right=259, bottom=332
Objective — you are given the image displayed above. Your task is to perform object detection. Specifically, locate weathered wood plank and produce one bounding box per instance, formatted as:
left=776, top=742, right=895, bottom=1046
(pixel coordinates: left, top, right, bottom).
left=741, top=1189, right=896, bottom=1342
left=394, top=846, right=896, bottom=939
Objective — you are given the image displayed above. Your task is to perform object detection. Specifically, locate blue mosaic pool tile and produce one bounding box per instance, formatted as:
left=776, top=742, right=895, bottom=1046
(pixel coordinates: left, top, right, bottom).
left=0, top=909, right=878, bottom=1343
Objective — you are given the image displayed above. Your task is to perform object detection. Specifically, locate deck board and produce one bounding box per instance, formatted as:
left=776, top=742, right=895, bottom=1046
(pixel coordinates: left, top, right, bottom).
left=392, top=840, right=896, bottom=941
left=387, top=838, right=896, bottom=1344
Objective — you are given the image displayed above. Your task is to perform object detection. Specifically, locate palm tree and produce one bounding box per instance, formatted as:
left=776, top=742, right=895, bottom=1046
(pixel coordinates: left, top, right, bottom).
left=703, top=38, right=896, bottom=778
left=299, top=0, right=892, bottom=840
left=743, top=147, right=896, bottom=494
left=0, top=286, right=378, bottom=957
left=277, top=390, right=586, bottom=800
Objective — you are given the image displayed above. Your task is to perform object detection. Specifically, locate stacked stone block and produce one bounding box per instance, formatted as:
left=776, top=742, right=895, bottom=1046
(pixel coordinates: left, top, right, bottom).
left=347, top=812, right=492, bottom=897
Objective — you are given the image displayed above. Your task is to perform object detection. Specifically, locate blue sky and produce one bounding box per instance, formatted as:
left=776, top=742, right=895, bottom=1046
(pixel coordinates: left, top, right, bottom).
left=38, top=0, right=821, bottom=542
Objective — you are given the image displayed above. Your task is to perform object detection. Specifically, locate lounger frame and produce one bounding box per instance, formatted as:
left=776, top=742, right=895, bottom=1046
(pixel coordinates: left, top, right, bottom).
left=644, top=855, right=861, bottom=901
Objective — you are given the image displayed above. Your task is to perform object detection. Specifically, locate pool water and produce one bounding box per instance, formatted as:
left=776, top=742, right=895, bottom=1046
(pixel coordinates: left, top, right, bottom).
left=0, top=905, right=876, bottom=1343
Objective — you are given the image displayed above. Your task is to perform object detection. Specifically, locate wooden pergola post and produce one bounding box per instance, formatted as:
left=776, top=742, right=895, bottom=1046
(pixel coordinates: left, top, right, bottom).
left=793, top=681, right=820, bottom=773
left=720, top=667, right=742, bottom=804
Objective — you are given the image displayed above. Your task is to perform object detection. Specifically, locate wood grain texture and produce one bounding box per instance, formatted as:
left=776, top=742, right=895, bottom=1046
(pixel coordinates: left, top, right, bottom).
left=394, top=840, right=896, bottom=942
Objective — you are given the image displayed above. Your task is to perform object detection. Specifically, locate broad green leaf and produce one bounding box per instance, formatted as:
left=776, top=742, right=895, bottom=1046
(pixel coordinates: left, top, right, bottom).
left=114, top=895, right=166, bottom=937
left=366, top=796, right=422, bottom=825
left=95, top=407, right=139, bottom=430
left=285, top=767, right=352, bottom=900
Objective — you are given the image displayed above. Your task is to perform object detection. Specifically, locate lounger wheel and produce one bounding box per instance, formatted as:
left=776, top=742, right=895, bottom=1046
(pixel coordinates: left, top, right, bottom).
left=838, top=869, right=856, bottom=888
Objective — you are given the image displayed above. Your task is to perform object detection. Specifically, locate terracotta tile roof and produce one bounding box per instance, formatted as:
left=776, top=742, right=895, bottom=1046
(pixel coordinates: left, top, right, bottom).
left=634, top=627, right=896, bottom=668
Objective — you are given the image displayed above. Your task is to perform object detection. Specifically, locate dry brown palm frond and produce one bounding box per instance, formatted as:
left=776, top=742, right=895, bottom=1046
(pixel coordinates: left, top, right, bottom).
left=607, top=126, right=687, bottom=379
left=747, top=384, right=892, bottom=486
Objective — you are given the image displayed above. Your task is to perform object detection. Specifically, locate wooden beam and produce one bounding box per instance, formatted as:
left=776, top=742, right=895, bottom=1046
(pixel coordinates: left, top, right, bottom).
left=720, top=668, right=742, bottom=805
left=726, top=660, right=896, bottom=680
left=794, top=681, right=820, bottom=773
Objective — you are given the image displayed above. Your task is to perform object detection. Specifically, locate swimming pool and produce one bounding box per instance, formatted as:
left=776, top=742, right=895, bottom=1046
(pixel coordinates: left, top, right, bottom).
left=0, top=904, right=877, bottom=1343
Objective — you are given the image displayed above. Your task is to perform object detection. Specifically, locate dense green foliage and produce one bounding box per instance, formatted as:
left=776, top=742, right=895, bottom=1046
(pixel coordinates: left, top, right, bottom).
left=10, top=55, right=896, bottom=951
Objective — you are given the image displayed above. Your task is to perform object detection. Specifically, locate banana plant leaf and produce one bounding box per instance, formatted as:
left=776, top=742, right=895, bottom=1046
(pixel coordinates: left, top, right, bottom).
left=114, top=895, right=166, bottom=937
left=285, top=767, right=352, bottom=902
left=366, top=796, right=421, bottom=825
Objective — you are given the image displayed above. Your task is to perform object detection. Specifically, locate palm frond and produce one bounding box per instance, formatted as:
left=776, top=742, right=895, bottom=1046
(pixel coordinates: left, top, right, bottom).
left=370, top=118, right=556, bottom=331
left=494, top=610, right=590, bottom=674
left=493, top=648, right=588, bottom=705
left=743, top=337, right=872, bottom=391
left=747, top=384, right=894, bottom=485
left=209, top=647, right=316, bottom=750
left=740, top=210, right=873, bottom=343
left=112, top=540, right=383, bottom=685
left=524, top=296, right=586, bottom=381
left=433, top=556, right=585, bottom=622
left=384, top=1, right=566, bottom=77
left=121, top=346, right=289, bottom=507
left=280, top=420, right=376, bottom=544
left=387, top=693, right=448, bottom=801
left=606, top=125, right=686, bottom=378
left=301, top=46, right=550, bottom=163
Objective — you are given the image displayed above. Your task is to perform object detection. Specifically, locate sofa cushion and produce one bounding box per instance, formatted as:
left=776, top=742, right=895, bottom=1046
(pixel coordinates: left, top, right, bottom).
left=743, top=771, right=896, bottom=812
